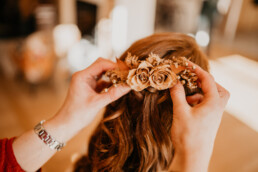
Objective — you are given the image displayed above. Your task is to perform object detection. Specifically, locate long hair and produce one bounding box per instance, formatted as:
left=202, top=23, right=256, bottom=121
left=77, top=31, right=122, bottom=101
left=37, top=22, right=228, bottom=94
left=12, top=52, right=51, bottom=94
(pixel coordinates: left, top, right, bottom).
left=74, top=33, right=209, bottom=172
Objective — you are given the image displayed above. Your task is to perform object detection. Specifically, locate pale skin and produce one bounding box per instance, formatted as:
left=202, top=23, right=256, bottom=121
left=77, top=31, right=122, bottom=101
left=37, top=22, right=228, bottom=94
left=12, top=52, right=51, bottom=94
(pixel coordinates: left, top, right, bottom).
left=11, top=58, right=229, bottom=172
left=168, top=61, right=230, bottom=172
left=12, top=58, right=131, bottom=171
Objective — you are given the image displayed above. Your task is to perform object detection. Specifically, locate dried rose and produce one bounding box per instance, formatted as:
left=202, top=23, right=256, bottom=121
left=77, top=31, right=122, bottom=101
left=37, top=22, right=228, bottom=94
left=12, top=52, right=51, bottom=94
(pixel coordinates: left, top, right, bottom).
left=126, top=61, right=152, bottom=91
left=149, top=65, right=178, bottom=90
left=125, top=52, right=140, bottom=69
left=146, top=53, right=162, bottom=66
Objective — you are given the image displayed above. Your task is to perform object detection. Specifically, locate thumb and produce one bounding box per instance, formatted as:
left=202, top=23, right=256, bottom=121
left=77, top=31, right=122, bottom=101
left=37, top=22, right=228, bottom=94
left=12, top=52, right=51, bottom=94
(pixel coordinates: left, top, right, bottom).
left=99, top=84, right=131, bottom=107
left=169, top=83, right=188, bottom=108
left=186, top=93, right=204, bottom=106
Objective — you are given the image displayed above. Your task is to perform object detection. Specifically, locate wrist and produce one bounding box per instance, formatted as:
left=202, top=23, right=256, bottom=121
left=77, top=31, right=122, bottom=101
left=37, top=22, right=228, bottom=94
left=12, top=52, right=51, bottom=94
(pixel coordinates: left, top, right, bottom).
left=43, top=111, right=84, bottom=144
left=170, top=148, right=211, bottom=172
left=43, top=105, right=105, bottom=144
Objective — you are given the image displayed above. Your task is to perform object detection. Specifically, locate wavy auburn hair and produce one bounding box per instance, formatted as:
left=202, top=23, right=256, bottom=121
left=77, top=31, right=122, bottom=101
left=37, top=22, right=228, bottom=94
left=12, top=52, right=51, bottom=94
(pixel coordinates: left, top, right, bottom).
left=75, top=33, right=209, bottom=172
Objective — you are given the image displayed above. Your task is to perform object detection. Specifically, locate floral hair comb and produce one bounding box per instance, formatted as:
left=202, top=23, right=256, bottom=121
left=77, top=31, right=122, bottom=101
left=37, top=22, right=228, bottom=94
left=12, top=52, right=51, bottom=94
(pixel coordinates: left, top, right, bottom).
left=105, top=53, right=198, bottom=93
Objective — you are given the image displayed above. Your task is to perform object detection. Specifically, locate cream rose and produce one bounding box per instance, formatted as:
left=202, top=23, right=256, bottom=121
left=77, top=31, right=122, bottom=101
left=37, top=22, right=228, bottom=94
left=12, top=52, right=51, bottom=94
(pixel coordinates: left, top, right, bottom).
left=126, top=61, right=152, bottom=91
left=149, top=65, right=178, bottom=90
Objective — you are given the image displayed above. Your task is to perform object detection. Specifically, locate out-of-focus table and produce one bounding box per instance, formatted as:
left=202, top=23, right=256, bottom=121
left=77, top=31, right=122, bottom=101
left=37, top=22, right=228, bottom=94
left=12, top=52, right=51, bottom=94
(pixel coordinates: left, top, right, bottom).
left=209, top=54, right=258, bottom=172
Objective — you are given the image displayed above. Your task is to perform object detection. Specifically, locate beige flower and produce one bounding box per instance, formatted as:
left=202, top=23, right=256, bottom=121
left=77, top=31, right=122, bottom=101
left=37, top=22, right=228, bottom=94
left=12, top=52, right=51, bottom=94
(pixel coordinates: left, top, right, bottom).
left=149, top=65, right=178, bottom=90
left=146, top=53, right=162, bottom=66
left=127, top=61, right=152, bottom=91
left=125, top=52, right=140, bottom=69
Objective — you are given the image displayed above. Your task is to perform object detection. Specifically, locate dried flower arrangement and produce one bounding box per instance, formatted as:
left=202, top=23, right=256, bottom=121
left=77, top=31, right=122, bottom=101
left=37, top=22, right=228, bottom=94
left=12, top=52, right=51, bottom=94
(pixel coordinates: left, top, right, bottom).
left=105, top=53, right=198, bottom=92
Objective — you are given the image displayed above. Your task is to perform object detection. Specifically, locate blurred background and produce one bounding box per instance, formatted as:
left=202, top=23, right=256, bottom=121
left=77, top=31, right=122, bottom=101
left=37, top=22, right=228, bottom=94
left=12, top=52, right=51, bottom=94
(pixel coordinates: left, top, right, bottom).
left=0, top=0, right=257, bottom=171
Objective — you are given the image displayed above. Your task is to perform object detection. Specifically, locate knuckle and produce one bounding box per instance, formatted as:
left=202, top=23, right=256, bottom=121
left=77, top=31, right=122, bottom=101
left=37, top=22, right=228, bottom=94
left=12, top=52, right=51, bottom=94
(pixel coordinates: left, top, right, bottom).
left=208, top=73, right=215, bottom=81
left=224, top=89, right=230, bottom=99
left=107, top=88, right=117, bottom=101
left=71, top=71, right=85, bottom=84
left=71, top=72, right=80, bottom=81
left=108, top=86, right=125, bottom=102
left=96, top=57, right=104, bottom=62
left=201, top=71, right=213, bottom=81
left=171, top=90, right=182, bottom=97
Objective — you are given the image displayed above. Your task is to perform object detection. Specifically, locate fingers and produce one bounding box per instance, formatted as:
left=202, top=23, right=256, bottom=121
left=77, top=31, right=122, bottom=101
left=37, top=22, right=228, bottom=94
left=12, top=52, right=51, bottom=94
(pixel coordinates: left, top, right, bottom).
left=187, top=61, right=217, bottom=97
left=99, top=84, right=131, bottom=107
left=95, top=80, right=112, bottom=93
left=81, top=58, right=117, bottom=78
left=215, top=82, right=230, bottom=106
left=186, top=93, right=204, bottom=106
left=169, top=83, right=189, bottom=108
left=73, top=58, right=117, bottom=89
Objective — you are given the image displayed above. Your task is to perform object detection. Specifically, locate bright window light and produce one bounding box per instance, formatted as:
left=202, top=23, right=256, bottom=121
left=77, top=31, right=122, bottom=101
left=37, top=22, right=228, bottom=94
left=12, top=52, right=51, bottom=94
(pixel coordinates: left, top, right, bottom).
left=210, top=55, right=258, bottom=132
left=111, top=5, right=128, bottom=53
left=67, top=39, right=99, bottom=73
left=217, top=0, right=231, bottom=15
left=196, top=30, right=210, bottom=47
left=53, top=24, right=81, bottom=57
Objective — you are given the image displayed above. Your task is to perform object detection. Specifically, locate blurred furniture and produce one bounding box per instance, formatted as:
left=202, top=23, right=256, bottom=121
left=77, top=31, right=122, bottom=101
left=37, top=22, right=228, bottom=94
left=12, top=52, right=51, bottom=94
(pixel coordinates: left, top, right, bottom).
left=155, top=0, right=203, bottom=33
left=13, top=31, right=56, bottom=84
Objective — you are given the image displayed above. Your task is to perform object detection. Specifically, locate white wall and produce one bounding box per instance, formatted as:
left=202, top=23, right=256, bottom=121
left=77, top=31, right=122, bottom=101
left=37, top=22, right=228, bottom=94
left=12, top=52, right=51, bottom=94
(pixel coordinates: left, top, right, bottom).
left=58, top=0, right=157, bottom=56
left=58, top=0, right=77, bottom=24
left=113, top=0, right=156, bottom=52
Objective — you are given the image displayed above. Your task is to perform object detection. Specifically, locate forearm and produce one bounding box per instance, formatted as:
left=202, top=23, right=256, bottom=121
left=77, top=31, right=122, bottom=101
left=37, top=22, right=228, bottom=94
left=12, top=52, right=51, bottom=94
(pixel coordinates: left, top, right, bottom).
left=11, top=58, right=130, bottom=171
left=12, top=111, right=84, bottom=172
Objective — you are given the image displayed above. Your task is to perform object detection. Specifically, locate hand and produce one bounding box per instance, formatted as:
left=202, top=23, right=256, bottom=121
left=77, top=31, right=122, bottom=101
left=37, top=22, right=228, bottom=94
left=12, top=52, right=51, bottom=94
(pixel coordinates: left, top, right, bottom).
left=169, top=61, right=230, bottom=172
left=12, top=58, right=131, bottom=172
left=61, top=58, right=130, bottom=124
left=45, top=58, right=131, bottom=142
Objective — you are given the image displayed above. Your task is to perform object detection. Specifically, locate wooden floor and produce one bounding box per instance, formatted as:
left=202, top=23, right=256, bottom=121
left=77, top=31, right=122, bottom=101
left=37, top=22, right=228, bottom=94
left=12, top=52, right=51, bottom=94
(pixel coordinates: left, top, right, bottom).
left=0, top=39, right=258, bottom=171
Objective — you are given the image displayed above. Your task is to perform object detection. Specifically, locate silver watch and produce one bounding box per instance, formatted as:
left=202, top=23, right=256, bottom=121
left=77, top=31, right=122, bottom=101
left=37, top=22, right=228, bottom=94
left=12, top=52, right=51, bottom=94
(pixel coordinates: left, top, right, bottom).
left=34, top=120, right=65, bottom=151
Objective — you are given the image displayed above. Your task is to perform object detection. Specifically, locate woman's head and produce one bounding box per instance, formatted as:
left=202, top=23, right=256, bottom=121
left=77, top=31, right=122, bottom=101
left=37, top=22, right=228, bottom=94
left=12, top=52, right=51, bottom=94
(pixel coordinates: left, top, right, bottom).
left=75, top=32, right=209, bottom=172
left=120, top=33, right=208, bottom=71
